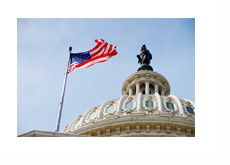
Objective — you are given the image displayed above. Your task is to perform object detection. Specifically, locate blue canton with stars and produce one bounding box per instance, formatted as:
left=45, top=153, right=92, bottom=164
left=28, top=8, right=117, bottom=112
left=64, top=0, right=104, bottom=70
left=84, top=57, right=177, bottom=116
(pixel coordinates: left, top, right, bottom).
left=70, top=51, right=91, bottom=64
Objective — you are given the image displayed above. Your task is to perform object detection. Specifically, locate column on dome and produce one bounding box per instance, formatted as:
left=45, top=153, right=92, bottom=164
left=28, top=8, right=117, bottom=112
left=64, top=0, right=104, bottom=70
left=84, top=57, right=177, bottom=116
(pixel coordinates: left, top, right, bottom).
left=161, top=89, right=165, bottom=96
left=136, top=82, right=140, bottom=95
left=129, top=87, right=132, bottom=96
left=154, top=83, right=158, bottom=94
left=162, top=84, right=167, bottom=96
left=145, top=81, right=150, bottom=94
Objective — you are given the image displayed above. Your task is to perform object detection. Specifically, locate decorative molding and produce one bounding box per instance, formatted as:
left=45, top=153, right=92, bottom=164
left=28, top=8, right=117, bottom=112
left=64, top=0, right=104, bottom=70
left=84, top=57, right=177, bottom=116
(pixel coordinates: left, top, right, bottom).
left=106, top=129, right=111, bottom=136
left=155, top=76, right=161, bottom=83
left=136, top=125, right=140, bottom=133
left=156, top=125, right=160, bottom=133
left=128, top=97, right=133, bottom=101
left=166, top=97, right=172, bottom=102
left=145, top=73, right=150, bottom=81
left=116, top=127, right=120, bottom=135
left=69, top=118, right=195, bottom=136
left=146, top=125, right=150, bottom=133
left=171, top=111, right=176, bottom=115
left=147, top=96, right=152, bottom=100
left=166, top=126, right=171, bottom=134
left=187, top=129, right=192, bottom=136
left=147, top=109, right=154, bottom=114
left=63, top=125, right=68, bottom=132
left=185, top=101, right=192, bottom=106
left=123, top=109, right=134, bottom=115
left=109, top=101, right=115, bottom=105
left=176, top=127, right=181, bottom=135
left=126, top=126, right=130, bottom=134
left=145, top=73, right=150, bottom=77
left=97, top=131, right=101, bottom=136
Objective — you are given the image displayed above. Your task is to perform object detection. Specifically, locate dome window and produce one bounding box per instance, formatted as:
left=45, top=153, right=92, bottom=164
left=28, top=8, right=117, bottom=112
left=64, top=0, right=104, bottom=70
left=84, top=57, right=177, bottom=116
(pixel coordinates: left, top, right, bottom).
left=125, top=102, right=133, bottom=109
left=146, top=101, right=154, bottom=108
left=166, top=102, right=174, bottom=110
left=73, top=120, right=80, bottom=129
left=105, top=105, right=114, bottom=114
left=88, top=111, right=96, bottom=120
left=186, top=106, right=195, bottom=114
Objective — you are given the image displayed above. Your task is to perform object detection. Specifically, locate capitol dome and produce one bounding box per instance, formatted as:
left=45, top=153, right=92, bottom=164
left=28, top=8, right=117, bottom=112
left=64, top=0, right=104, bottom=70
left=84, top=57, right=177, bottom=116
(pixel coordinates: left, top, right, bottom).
left=63, top=45, right=195, bottom=137
left=63, top=65, right=195, bottom=137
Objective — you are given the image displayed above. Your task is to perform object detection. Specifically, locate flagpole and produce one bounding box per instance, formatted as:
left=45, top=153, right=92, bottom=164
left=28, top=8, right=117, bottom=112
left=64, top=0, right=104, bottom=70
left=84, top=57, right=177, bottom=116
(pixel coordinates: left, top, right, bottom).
left=55, top=46, right=72, bottom=132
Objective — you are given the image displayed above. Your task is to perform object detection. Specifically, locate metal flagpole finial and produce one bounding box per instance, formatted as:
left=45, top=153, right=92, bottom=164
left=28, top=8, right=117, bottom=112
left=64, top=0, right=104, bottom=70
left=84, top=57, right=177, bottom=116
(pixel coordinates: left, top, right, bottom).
left=69, top=47, right=72, bottom=52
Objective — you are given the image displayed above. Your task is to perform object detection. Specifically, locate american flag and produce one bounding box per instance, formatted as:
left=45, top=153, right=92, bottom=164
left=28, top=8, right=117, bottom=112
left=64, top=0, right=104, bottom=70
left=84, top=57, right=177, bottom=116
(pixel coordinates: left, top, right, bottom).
left=67, top=39, right=117, bottom=73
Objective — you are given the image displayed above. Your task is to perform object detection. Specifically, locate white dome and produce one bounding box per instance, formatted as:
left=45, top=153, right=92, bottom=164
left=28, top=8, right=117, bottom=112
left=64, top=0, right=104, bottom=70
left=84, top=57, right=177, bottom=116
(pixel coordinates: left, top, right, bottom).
left=63, top=70, right=195, bottom=137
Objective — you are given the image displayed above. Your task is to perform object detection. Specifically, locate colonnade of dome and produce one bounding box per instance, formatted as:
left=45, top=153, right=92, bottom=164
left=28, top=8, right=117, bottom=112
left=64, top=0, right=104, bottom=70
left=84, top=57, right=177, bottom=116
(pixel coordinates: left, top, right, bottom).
left=122, top=70, right=170, bottom=96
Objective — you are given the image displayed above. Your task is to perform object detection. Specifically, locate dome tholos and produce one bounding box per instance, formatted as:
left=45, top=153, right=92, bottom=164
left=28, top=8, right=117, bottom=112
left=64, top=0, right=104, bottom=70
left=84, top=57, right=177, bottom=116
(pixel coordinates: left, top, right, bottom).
left=121, top=70, right=170, bottom=96
left=63, top=70, right=195, bottom=137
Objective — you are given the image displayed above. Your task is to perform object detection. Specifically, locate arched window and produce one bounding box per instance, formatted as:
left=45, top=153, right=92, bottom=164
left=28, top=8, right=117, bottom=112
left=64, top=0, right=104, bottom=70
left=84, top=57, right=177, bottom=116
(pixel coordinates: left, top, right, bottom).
left=73, top=120, right=80, bottom=129
left=105, top=105, right=114, bottom=114
left=125, top=101, right=133, bottom=109
left=88, top=111, right=96, bottom=120
left=146, top=101, right=154, bottom=108
left=186, top=106, right=195, bottom=114
left=166, top=102, right=174, bottom=110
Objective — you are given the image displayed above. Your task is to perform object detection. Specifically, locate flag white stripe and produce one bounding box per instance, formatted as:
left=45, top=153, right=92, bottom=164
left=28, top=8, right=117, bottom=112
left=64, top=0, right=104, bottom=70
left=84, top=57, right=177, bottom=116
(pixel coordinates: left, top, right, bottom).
left=78, top=56, right=110, bottom=68
left=104, top=44, right=110, bottom=54
left=109, top=45, right=116, bottom=53
left=90, top=41, right=106, bottom=56
left=68, top=62, right=79, bottom=72
left=95, top=47, right=105, bottom=57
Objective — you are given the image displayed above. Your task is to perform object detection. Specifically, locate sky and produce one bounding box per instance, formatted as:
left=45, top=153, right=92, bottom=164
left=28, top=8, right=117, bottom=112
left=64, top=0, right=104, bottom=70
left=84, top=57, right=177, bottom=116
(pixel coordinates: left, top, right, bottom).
left=17, top=18, right=195, bottom=136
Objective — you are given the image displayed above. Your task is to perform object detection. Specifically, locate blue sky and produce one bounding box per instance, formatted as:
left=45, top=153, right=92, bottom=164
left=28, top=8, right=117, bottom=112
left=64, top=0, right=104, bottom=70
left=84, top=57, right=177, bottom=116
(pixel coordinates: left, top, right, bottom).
left=17, top=18, right=195, bottom=135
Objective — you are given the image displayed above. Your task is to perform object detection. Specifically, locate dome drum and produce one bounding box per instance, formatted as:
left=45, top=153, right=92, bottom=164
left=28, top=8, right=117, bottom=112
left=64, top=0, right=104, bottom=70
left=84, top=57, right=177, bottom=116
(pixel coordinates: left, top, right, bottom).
left=64, top=93, right=195, bottom=136
left=68, top=119, right=195, bottom=137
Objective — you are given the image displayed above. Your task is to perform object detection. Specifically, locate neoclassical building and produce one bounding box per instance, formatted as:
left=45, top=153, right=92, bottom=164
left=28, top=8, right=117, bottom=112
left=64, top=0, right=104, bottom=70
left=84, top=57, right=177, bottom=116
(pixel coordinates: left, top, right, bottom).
left=62, top=48, right=195, bottom=137
left=19, top=46, right=195, bottom=137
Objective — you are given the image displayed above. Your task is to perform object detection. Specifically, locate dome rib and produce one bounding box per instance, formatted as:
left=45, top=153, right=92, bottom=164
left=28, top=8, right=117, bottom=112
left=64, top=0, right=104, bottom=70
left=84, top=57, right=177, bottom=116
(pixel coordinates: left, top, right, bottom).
left=117, top=95, right=128, bottom=115
left=97, top=99, right=112, bottom=119
left=154, top=93, right=163, bottom=112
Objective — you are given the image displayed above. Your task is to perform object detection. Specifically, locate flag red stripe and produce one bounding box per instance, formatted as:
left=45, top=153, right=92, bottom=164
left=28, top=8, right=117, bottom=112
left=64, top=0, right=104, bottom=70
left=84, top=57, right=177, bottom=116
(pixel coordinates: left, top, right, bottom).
left=90, top=42, right=108, bottom=58
left=89, top=39, right=104, bottom=53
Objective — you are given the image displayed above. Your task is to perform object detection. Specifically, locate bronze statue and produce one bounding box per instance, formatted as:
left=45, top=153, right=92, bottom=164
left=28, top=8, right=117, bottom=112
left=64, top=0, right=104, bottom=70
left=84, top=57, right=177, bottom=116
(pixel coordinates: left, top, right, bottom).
left=137, top=45, right=153, bottom=71
left=137, top=45, right=152, bottom=65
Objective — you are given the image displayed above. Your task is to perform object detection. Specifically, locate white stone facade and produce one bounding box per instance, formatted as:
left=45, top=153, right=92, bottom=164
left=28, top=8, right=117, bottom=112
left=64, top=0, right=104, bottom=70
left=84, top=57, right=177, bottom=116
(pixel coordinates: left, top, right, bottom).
left=63, top=70, right=195, bottom=137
